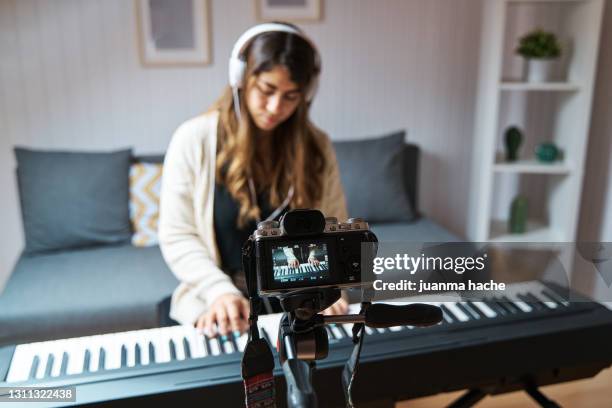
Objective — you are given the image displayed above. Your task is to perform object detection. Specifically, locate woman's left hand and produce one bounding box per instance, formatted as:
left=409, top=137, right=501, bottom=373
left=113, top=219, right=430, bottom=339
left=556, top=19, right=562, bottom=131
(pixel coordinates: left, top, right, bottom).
left=322, top=296, right=349, bottom=316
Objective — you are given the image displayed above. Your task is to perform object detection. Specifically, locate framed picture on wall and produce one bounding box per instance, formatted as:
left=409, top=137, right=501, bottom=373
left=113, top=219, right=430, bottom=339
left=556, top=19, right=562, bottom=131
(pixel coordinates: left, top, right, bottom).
left=135, top=0, right=211, bottom=67
left=255, top=0, right=322, bottom=23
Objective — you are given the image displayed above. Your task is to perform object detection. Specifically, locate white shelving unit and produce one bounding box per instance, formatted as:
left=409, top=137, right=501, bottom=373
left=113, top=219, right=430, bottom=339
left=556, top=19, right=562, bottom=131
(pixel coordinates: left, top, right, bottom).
left=467, top=0, right=604, bottom=274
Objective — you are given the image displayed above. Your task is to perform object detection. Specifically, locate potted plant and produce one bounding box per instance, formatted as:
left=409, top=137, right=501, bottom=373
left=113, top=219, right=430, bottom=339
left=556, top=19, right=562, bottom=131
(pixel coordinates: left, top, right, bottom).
left=516, top=29, right=562, bottom=82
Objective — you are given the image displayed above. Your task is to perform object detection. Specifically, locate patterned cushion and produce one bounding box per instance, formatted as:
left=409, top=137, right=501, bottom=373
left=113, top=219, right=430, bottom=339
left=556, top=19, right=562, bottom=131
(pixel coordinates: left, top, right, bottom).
left=129, top=162, right=163, bottom=247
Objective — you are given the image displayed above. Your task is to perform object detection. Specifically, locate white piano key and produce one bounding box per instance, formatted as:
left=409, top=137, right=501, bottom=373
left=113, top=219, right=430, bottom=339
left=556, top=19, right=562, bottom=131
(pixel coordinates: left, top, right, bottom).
left=507, top=295, right=533, bottom=313
left=151, top=329, right=171, bottom=363
left=222, top=336, right=234, bottom=354
left=89, top=345, right=100, bottom=372
left=532, top=291, right=558, bottom=309
left=388, top=326, right=403, bottom=332
left=208, top=336, right=221, bottom=356
left=34, top=349, right=49, bottom=380
left=470, top=302, right=497, bottom=318
left=195, top=332, right=208, bottom=358
left=236, top=332, right=248, bottom=352
left=445, top=303, right=470, bottom=322
left=104, top=335, right=122, bottom=371
left=135, top=333, right=150, bottom=366
left=330, top=325, right=345, bottom=339
left=183, top=326, right=203, bottom=358
left=50, top=341, right=65, bottom=377
left=364, top=326, right=374, bottom=335
left=342, top=323, right=355, bottom=337
left=66, top=342, right=85, bottom=375
left=122, top=335, right=137, bottom=368
left=6, top=344, right=32, bottom=383
left=169, top=327, right=187, bottom=361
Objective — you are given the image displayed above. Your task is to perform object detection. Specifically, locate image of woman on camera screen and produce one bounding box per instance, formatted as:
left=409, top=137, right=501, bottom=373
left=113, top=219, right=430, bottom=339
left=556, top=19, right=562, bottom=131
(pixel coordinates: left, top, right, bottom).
left=159, top=23, right=348, bottom=337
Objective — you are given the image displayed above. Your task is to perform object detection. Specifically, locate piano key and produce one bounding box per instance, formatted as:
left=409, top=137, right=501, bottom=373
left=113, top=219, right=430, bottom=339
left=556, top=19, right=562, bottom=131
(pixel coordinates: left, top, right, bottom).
left=485, top=299, right=508, bottom=316
left=498, top=296, right=522, bottom=314
left=220, top=336, right=234, bottom=354
left=168, top=327, right=187, bottom=361
left=28, top=355, right=40, bottom=380
left=169, top=340, right=177, bottom=361
left=66, top=342, right=86, bottom=375
left=36, top=352, right=49, bottom=379
left=364, top=326, right=374, bottom=335
left=326, top=326, right=336, bottom=339
left=208, top=336, right=222, bottom=356
left=121, top=345, right=128, bottom=367
left=388, top=325, right=403, bottom=332
left=519, top=293, right=546, bottom=310
left=104, top=336, right=122, bottom=370
left=235, top=332, right=248, bottom=352
left=6, top=344, right=32, bottom=383
left=98, top=347, right=106, bottom=372
left=492, top=298, right=516, bottom=314
left=542, top=288, right=569, bottom=307
left=183, top=337, right=192, bottom=359
left=456, top=302, right=480, bottom=320
left=50, top=342, right=65, bottom=377
left=505, top=295, right=533, bottom=313
left=531, top=291, right=559, bottom=309
left=134, top=334, right=150, bottom=366
left=470, top=302, right=497, bottom=318
left=465, top=301, right=487, bottom=319
left=83, top=349, right=91, bottom=373
left=445, top=303, right=470, bottom=322
left=331, top=324, right=347, bottom=338
left=89, top=346, right=100, bottom=373
left=134, top=344, right=142, bottom=366
left=45, top=352, right=55, bottom=378
left=439, top=304, right=456, bottom=322
left=148, top=342, right=156, bottom=364
left=152, top=331, right=171, bottom=363
left=60, top=352, right=69, bottom=376
left=339, top=324, right=352, bottom=338
left=202, top=334, right=211, bottom=356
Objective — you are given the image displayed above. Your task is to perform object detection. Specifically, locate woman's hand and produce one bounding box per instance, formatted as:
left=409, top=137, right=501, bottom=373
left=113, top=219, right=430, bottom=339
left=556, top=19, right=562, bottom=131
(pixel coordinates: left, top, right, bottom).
left=287, top=259, right=300, bottom=268
left=196, top=294, right=250, bottom=337
left=322, top=296, right=349, bottom=316
left=308, top=256, right=320, bottom=266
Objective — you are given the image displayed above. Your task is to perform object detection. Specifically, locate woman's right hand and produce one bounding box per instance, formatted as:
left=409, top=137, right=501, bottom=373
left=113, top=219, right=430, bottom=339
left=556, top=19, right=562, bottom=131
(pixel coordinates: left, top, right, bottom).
left=196, top=293, right=250, bottom=337
left=287, top=258, right=299, bottom=268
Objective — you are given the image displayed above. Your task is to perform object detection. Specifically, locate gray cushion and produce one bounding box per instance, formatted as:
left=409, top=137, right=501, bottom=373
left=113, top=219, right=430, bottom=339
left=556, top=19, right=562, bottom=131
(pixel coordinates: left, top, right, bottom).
left=0, top=244, right=178, bottom=346
left=333, top=132, right=415, bottom=223
left=15, top=148, right=133, bottom=254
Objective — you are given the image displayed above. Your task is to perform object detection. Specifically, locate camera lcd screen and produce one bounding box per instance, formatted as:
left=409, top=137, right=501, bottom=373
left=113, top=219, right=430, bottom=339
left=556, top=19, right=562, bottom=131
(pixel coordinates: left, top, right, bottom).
left=271, top=242, right=330, bottom=285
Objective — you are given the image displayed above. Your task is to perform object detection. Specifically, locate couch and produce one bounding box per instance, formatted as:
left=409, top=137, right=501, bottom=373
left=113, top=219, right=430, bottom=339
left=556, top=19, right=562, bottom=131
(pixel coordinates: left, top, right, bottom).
left=0, top=139, right=460, bottom=347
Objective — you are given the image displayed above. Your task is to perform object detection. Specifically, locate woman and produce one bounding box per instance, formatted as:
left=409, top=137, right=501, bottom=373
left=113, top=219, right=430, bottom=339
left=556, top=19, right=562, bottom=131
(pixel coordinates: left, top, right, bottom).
left=159, top=23, right=348, bottom=338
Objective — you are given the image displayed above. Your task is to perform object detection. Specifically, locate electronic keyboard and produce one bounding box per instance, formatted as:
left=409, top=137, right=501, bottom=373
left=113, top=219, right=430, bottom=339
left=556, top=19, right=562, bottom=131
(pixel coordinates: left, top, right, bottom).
left=273, top=261, right=329, bottom=278
left=2, top=281, right=612, bottom=407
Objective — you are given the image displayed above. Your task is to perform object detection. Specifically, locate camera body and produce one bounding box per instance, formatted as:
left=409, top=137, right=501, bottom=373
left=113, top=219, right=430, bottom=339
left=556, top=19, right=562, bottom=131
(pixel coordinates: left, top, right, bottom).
left=253, top=209, right=377, bottom=296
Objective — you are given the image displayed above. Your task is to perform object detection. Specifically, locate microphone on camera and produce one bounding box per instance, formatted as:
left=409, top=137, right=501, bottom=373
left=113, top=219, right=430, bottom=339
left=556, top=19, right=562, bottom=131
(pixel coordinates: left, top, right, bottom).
left=365, top=303, right=443, bottom=328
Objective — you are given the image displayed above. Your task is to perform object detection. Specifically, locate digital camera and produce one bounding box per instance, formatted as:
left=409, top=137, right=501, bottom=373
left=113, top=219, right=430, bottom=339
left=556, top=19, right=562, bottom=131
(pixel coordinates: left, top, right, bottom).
left=252, top=209, right=378, bottom=296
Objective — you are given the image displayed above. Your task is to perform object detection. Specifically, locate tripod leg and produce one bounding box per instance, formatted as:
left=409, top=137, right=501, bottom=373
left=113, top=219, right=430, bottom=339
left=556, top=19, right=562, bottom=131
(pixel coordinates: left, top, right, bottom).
left=446, top=389, right=487, bottom=408
left=525, top=385, right=562, bottom=408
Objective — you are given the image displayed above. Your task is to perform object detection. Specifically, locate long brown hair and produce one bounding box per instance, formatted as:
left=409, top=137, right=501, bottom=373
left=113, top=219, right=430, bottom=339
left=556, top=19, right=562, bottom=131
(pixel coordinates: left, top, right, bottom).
left=213, top=29, right=327, bottom=227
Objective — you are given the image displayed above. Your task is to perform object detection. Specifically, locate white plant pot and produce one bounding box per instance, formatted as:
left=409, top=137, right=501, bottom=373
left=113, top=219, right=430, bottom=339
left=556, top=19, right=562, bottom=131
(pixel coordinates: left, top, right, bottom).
left=525, top=58, right=557, bottom=83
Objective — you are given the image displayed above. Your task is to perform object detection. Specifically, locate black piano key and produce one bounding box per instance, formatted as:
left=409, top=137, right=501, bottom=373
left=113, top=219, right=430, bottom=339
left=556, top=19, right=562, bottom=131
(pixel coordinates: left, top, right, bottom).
left=499, top=296, right=521, bottom=313
left=213, top=337, right=224, bottom=354
left=120, top=345, right=128, bottom=367
left=83, top=349, right=91, bottom=372
left=60, top=352, right=69, bottom=376
left=202, top=335, right=211, bottom=355
left=28, top=355, right=40, bottom=380
left=337, top=324, right=350, bottom=338
left=229, top=333, right=239, bottom=352
left=169, top=340, right=177, bottom=360
left=44, top=354, right=54, bottom=378
left=541, top=289, right=565, bottom=307
left=466, top=301, right=487, bottom=319
left=135, top=344, right=141, bottom=366
left=525, top=292, right=553, bottom=309
left=326, top=326, right=336, bottom=340
left=519, top=293, right=546, bottom=310
left=439, top=304, right=456, bottom=323
left=485, top=299, right=508, bottom=316
left=182, top=337, right=191, bottom=359
left=148, top=342, right=156, bottom=363
left=493, top=298, right=516, bottom=314
left=98, top=348, right=106, bottom=371
left=456, top=302, right=479, bottom=320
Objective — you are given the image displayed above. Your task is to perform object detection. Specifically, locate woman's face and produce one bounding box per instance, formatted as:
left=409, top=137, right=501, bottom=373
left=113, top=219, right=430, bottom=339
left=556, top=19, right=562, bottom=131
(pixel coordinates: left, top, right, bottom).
left=245, top=65, right=302, bottom=132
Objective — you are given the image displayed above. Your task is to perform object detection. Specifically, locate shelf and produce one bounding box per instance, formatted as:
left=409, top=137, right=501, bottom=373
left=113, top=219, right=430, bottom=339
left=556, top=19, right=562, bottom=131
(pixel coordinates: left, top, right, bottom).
left=489, top=219, right=564, bottom=243
left=493, top=159, right=572, bottom=174
left=499, top=81, right=581, bottom=91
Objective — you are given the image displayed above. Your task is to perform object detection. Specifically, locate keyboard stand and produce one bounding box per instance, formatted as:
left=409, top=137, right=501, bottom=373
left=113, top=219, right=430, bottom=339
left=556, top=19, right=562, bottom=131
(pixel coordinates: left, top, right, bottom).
left=447, top=385, right=561, bottom=408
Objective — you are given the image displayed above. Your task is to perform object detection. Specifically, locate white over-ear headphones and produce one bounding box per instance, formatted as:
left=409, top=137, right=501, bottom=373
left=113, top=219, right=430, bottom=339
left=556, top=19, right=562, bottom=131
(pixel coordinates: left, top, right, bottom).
left=228, top=23, right=321, bottom=120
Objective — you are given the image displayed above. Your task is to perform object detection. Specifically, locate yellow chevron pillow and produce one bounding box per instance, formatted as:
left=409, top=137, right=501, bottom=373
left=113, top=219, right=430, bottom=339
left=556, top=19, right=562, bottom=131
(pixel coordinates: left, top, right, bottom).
left=129, top=162, right=163, bottom=247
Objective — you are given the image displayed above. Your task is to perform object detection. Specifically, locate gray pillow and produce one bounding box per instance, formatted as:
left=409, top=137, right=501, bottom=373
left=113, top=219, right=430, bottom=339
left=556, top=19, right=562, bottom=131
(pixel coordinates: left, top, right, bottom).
left=333, top=132, right=415, bottom=223
left=15, top=148, right=133, bottom=255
